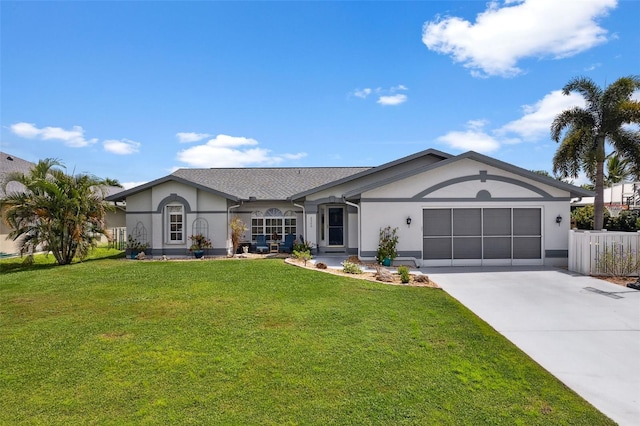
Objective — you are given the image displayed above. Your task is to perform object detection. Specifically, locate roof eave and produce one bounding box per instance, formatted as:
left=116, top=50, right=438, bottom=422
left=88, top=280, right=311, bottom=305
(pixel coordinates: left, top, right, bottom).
left=105, top=175, right=240, bottom=202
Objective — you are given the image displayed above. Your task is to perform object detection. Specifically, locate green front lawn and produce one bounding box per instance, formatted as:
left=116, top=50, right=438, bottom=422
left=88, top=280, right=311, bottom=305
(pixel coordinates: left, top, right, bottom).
left=0, top=252, right=613, bottom=425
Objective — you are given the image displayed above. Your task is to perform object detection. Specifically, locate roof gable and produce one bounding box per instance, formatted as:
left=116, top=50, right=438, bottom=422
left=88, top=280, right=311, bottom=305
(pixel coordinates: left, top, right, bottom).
left=290, top=148, right=452, bottom=199
left=344, top=150, right=594, bottom=199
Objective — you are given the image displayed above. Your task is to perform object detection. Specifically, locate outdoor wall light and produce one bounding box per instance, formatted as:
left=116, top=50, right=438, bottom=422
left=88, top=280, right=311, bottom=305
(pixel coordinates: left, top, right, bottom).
left=406, top=216, right=412, bottom=226
left=556, top=215, right=562, bottom=225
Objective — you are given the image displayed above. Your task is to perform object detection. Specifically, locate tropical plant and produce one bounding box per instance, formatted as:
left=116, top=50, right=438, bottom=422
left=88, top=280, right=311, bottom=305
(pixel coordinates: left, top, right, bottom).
left=551, top=75, right=640, bottom=230
left=376, top=226, right=399, bottom=264
left=229, top=216, right=247, bottom=256
left=0, top=158, right=113, bottom=265
left=103, top=177, right=124, bottom=188
left=292, top=240, right=312, bottom=253
left=189, top=234, right=212, bottom=251
left=604, top=153, right=632, bottom=186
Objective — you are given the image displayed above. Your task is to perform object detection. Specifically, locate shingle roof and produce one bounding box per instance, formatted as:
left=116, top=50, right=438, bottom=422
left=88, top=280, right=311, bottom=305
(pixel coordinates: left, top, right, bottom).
left=0, top=152, right=35, bottom=197
left=171, top=167, right=371, bottom=200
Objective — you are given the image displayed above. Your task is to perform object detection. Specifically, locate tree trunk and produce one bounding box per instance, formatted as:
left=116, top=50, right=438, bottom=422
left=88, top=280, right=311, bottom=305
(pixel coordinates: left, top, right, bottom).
left=593, top=136, right=606, bottom=230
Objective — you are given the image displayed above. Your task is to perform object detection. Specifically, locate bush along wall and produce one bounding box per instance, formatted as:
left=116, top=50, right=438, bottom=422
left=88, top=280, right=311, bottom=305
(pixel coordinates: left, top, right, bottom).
left=571, top=206, right=639, bottom=231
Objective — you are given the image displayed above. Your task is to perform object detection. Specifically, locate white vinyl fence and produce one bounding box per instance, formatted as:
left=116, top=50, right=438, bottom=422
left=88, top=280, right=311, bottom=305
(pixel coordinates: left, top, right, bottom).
left=568, top=230, right=640, bottom=276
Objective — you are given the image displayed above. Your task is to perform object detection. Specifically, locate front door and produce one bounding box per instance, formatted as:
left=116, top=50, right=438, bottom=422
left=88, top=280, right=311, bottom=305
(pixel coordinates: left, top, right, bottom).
left=327, top=207, right=344, bottom=246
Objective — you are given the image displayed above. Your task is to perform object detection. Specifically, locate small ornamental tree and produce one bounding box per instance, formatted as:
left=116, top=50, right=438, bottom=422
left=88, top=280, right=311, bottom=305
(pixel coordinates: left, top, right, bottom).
left=230, top=216, right=247, bottom=256
left=376, top=226, right=399, bottom=264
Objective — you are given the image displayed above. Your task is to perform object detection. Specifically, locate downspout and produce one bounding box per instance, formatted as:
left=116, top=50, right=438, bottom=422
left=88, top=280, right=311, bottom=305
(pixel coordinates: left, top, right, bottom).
left=344, top=199, right=360, bottom=259
left=293, top=202, right=306, bottom=242
left=227, top=203, right=241, bottom=256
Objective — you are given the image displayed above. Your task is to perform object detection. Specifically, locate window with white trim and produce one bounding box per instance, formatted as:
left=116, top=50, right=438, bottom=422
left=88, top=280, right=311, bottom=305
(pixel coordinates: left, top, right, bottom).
left=166, top=205, right=184, bottom=243
left=251, top=209, right=296, bottom=241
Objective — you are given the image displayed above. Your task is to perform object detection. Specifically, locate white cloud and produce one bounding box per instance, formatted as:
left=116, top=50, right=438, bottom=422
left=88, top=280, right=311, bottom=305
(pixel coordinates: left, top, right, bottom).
left=352, top=85, right=409, bottom=106
left=497, top=91, right=585, bottom=141
left=436, top=120, right=500, bottom=153
left=176, top=134, right=307, bottom=167
left=176, top=132, right=211, bottom=143
left=10, top=122, right=97, bottom=147
left=377, top=94, right=408, bottom=106
left=422, top=0, right=617, bottom=77
left=353, top=88, right=372, bottom=99
left=103, top=139, right=141, bottom=155
left=121, top=181, right=148, bottom=190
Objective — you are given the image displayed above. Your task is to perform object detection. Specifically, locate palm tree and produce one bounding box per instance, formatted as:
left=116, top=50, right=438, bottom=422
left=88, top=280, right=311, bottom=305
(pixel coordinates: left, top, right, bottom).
left=551, top=75, right=640, bottom=230
left=1, top=159, right=113, bottom=265
left=604, top=153, right=632, bottom=186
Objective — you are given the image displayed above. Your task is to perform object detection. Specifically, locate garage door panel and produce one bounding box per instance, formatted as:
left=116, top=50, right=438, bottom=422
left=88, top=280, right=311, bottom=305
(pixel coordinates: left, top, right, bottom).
left=453, top=209, right=481, bottom=236
left=514, top=237, right=541, bottom=259
left=453, top=237, right=482, bottom=259
left=483, top=208, right=511, bottom=236
left=484, top=237, right=512, bottom=259
left=423, top=237, right=452, bottom=259
left=423, top=209, right=451, bottom=236
left=514, top=208, right=541, bottom=235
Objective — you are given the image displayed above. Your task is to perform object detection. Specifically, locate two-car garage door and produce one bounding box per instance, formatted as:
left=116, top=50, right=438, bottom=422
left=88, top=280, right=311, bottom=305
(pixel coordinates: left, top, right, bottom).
left=423, top=208, right=542, bottom=266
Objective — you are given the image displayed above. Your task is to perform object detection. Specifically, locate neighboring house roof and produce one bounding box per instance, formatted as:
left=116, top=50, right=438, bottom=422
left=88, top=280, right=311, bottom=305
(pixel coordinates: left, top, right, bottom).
left=107, top=167, right=372, bottom=202
left=0, top=152, right=35, bottom=198
left=1, top=152, right=126, bottom=201
left=343, top=150, right=595, bottom=199
left=571, top=181, right=639, bottom=207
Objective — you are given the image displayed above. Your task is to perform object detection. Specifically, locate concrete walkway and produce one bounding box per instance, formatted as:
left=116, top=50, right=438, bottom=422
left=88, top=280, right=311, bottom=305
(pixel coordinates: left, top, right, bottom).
left=424, top=266, right=640, bottom=426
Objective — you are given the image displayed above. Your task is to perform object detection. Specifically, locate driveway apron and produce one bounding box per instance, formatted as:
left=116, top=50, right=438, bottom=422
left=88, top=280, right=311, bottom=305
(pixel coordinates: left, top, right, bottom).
left=425, top=266, right=640, bottom=426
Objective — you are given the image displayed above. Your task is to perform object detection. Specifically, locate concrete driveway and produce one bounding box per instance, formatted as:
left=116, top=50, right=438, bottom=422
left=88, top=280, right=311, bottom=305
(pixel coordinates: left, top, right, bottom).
left=424, top=266, right=640, bottom=426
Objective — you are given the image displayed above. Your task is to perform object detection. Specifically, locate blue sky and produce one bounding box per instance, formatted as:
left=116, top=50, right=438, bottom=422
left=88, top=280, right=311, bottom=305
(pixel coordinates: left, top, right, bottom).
left=1, top=0, right=638, bottom=189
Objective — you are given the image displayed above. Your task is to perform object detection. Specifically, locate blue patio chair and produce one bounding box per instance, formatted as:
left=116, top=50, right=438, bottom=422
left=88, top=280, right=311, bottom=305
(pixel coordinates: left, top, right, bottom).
left=279, top=234, right=295, bottom=253
left=255, top=235, right=268, bottom=254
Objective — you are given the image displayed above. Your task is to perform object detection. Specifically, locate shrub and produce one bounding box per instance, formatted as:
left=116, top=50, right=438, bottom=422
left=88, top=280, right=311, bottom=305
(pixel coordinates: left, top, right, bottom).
left=293, top=240, right=312, bottom=253
left=230, top=216, right=247, bottom=256
left=595, top=243, right=640, bottom=277
left=127, top=235, right=149, bottom=252
left=570, top=205, right=640, bottom=231
left=376, top=226, right=399, bottom=264
left=605, top=210, right=640, bottom=232
left=397, top=265, right=410, bottom=283
left=293, top=249, right=312, bottom=266
left=342, top=260, right=363, bottom=274
left=189, top=234, right=212, bottom=251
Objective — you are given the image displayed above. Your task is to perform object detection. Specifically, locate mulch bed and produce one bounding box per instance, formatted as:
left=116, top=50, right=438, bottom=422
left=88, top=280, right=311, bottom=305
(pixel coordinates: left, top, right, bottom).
left=285, top=258, right=440, bottom=288
left=596, top=275, right=639, bottom=288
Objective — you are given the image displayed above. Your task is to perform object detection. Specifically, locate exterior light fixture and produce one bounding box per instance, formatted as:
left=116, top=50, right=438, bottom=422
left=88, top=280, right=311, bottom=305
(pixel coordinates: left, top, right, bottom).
left=406, top=216, right=412, bottom=226
left=556, top=215, right=562, bottom=225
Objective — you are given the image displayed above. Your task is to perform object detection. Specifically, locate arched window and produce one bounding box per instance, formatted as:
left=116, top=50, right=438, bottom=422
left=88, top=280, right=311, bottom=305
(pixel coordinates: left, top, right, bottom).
left=251, top=209, right=296, bottom=241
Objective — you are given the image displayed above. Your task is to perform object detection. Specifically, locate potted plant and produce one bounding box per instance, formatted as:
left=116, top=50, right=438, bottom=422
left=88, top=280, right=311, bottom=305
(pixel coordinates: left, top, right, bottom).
left=376, top=226, right=398, bottom=266
left=189, top=234, right=212, bottom=258
left=127, top=235, right=149, bottom=259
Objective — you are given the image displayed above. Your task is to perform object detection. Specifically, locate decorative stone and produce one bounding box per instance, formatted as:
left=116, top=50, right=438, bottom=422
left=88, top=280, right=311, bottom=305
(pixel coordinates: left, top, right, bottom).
left=375, top=267, right=394, bottom=283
